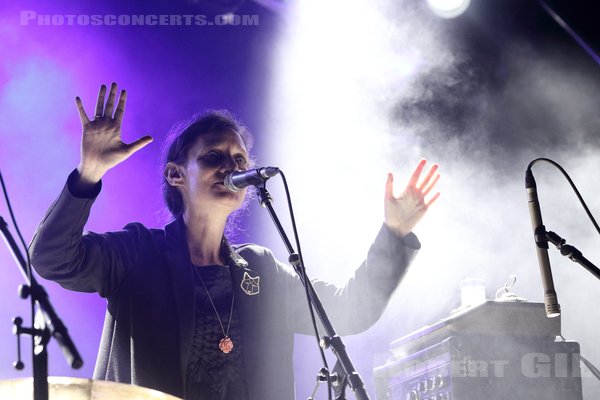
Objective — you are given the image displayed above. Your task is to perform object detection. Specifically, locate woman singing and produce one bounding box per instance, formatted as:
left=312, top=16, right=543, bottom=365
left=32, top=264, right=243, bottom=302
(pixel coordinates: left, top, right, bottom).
left=29, top=82, right=440, bottom=400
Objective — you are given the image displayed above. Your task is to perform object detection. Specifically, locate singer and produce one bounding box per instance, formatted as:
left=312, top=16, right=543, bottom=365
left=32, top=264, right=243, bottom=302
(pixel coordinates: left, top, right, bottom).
left=29, top=83, right=440, bottom=400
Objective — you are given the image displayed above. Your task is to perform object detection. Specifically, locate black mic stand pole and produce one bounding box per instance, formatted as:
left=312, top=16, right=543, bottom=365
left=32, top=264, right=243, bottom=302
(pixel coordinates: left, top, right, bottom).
left=0, top=216, right=83, bottom=400
left=546, top=230, right=600, bottom=280
left=256, top=187, right=369, bottom=400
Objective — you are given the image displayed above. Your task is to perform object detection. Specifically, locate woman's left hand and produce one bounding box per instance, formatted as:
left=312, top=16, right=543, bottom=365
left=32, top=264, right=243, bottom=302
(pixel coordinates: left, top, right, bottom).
left=384, top=159, right=440, bottom=238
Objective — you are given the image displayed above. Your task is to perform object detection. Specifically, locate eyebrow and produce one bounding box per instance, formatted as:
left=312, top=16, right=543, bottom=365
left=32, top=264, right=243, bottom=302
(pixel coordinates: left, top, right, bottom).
left=201, top=131, right=246, bottom=147
left=201, top=147, right=248, bottom=156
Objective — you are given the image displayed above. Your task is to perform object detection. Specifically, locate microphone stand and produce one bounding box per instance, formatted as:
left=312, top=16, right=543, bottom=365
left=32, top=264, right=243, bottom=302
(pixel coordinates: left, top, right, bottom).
left=546, top=230, right=600, bottom=280
left=256, top=186, right=370, bottom=400
left=0, top=216, right=83, bottom=400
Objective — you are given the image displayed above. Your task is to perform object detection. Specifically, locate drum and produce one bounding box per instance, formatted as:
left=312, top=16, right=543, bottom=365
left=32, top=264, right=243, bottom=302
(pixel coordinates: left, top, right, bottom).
left=0, top=376, right=182, bottom=399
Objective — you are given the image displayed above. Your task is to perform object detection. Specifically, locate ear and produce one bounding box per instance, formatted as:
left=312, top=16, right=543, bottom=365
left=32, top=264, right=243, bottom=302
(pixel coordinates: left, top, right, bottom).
left=164, top=162, right=185, bottom=187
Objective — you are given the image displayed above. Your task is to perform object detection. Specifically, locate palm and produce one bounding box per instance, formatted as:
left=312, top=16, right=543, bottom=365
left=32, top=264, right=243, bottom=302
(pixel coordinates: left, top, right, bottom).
left=384, top=159, right=440, bottom=237
left=80, top=119, right=128, bottom=168
left=76, top=83, right=152, bottom=182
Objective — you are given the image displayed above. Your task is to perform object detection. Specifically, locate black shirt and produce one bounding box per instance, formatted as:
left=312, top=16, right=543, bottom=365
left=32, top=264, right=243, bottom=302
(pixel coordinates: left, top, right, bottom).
left=185, top=265, right=249, bottom=400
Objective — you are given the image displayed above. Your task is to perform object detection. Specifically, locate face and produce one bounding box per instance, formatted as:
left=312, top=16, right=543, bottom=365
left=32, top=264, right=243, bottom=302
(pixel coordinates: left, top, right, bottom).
left=174, top=130, right=250, bottom=216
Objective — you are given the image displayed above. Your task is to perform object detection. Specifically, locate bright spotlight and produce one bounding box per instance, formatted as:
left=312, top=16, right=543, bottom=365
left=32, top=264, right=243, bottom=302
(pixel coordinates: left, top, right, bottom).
left=426, top=0, right=471, bottom=18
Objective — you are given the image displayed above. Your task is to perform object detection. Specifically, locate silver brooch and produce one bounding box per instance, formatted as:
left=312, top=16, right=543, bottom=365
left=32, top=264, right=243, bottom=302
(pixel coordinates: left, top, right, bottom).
left=240, top=271, right=260, bottom=296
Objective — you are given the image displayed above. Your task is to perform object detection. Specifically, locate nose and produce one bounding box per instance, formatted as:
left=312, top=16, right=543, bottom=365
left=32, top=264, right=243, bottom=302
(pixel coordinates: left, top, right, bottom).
left=222, top=155, right=241, bottom=173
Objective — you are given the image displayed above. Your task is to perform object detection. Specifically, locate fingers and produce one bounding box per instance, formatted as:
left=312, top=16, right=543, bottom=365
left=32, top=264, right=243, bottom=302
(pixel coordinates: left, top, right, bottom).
left=89, top=83, right=126, bottom=121
left=94, top=84, right=107, bottom=118
left=392, top=159, right=441, bottom=200
left=419, top=161, right=440, bottom=207
left=421, top=171, right=440, bottom=197
left=124, top=135, right=154, bottom=157
left=113, top=89, right=127, bottom=124
left=104, top=83, right=118, bottom=117
left=75, top=96, right=90, bottom=125
left=417, top=162, right=439, bottom=191
left=407, top=159, right=427, bottom=189
left=385, top=172, right=394, bottom=199
left=425, top=191, right=441, bottom=208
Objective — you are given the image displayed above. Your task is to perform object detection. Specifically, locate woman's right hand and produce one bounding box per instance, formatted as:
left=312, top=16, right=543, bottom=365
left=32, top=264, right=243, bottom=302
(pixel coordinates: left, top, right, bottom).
left=75, top=82, right=153, bottom=185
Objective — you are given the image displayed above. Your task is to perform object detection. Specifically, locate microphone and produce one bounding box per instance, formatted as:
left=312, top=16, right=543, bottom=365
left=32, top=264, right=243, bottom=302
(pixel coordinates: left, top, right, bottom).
left=525, top=169, right=560, bottom=318
left=224, top=167, right=280, bottom=192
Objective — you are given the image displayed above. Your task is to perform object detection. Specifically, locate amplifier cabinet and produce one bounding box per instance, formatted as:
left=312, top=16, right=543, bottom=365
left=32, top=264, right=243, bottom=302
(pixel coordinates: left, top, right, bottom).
left=374, top=302, right=583, bottom=400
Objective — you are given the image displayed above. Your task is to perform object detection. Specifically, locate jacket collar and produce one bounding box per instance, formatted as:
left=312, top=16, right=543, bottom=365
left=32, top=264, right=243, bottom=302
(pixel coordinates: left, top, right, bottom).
left=221, top=236, right=249, bottom=268
left=164, top=216, right=248, bottom=269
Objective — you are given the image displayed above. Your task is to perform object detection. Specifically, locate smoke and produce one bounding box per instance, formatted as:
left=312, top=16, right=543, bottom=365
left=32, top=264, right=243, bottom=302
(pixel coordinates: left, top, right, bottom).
left=268, top=0, right=600, bottom=397
left=378, top=9, right=600, bottom=400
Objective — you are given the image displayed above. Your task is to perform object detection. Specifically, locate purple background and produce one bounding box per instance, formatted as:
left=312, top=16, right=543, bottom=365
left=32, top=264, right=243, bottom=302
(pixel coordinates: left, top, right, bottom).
left=2, top=0, right=600, bottom=398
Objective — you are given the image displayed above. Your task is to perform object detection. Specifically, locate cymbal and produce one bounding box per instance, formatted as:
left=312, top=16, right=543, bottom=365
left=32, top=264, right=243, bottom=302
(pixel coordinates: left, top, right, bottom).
left=0, top=376, right=182, bottom=399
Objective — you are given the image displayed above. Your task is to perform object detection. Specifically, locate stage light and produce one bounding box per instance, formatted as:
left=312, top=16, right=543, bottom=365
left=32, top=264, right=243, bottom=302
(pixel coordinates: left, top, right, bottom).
left=426, top=0, right=471, bottom=18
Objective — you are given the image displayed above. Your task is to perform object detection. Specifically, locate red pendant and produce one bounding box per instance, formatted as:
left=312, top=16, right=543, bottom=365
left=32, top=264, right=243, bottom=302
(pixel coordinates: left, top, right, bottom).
left=219, top=336, right=234, bottom=353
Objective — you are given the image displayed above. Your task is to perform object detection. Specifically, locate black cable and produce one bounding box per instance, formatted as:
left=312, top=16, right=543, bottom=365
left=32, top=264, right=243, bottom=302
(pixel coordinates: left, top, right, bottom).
left=0, top=171, right=34, bottom=286
left=276, top=171, right=333, bottom=400
left=529, top=159, right=600, bottom=384
left=527, top=158, right=600, bottom=235
left=0, top=170, right=36, bottom=371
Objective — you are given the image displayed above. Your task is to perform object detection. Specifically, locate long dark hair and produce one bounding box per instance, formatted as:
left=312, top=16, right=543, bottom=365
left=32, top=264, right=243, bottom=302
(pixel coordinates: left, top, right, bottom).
left=161, top=110, right=255, bottom=237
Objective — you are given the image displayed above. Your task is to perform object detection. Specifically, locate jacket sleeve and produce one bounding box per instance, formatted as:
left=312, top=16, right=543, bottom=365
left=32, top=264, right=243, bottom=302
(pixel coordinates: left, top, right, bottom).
left=29, top=170, right=141, bottom=298
left=287, top=224, right=420, bottom=336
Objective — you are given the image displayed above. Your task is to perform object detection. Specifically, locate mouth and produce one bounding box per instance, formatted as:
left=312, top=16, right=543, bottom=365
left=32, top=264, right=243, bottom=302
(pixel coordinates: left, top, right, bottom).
left=213, top=181, right=231, bottom=191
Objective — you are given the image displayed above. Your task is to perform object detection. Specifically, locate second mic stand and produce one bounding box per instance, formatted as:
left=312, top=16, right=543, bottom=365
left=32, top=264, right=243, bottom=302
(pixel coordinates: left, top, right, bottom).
left=545, top=230, right=600, bottom=280
left=257, top=186, right=369, bottom=400
left=0, top=216, right=83, bottom=400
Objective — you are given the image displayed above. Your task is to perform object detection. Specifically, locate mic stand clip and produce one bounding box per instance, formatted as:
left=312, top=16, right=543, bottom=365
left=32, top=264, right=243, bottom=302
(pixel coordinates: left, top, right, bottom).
left=545, top=230, right=600, bottom=280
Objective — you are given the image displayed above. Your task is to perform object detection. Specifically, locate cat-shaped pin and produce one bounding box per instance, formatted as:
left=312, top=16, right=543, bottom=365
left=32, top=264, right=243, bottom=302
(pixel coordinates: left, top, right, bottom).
left=240, top=271, right=260, bottom=296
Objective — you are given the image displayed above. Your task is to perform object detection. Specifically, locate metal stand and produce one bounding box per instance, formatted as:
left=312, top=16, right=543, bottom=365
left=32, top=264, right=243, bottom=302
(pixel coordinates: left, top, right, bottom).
left=546, top=230, right=600, bottom=280
left=1, top=216, right=83, bottom=400
left=256, top=187, right=370, bottom=400
left=308, top=363, right=348, bottom=400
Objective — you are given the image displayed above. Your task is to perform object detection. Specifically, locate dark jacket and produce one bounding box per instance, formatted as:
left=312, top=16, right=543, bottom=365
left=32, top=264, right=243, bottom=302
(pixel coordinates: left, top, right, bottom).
left=29, top=172, right=420, bottom=400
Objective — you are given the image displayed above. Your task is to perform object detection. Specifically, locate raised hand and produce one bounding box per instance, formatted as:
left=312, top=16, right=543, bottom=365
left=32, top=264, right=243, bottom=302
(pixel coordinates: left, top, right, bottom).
left=384, top=159, right=440, bottom=238
left=75, top=83, right=153, bottom=185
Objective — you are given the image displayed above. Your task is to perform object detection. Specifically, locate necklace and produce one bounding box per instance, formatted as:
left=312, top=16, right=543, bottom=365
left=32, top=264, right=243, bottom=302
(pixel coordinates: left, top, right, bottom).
left=193, top=266, right=235, bottom=354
